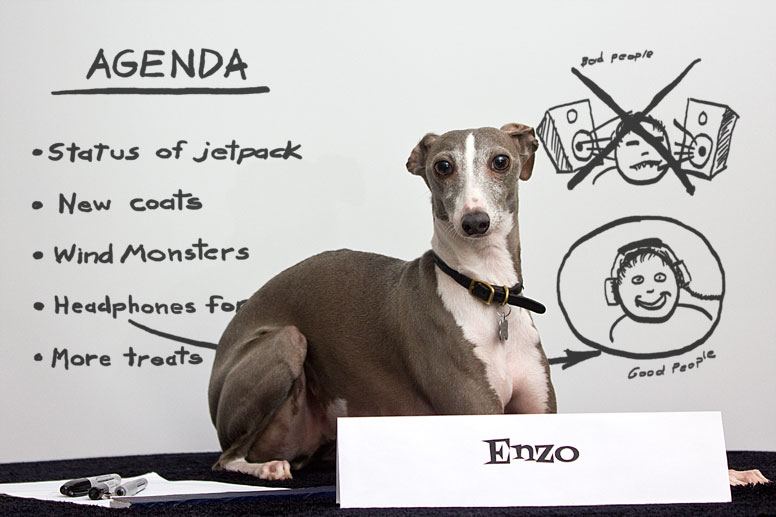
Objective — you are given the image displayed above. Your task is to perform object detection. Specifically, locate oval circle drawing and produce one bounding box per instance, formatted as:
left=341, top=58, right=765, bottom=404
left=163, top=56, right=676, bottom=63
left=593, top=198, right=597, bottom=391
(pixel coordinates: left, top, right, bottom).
left=557, top=216, right=724, bottom=360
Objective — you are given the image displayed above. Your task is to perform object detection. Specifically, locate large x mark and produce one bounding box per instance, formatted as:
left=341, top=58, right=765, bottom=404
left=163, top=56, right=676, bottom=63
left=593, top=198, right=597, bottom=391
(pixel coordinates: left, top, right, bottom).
left=567, top=59, right=701, bottom=195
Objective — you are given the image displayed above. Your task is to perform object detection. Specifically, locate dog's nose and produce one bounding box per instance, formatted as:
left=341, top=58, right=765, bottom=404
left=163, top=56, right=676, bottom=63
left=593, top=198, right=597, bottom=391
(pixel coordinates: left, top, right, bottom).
left=461, top=212, right=490, bottom=236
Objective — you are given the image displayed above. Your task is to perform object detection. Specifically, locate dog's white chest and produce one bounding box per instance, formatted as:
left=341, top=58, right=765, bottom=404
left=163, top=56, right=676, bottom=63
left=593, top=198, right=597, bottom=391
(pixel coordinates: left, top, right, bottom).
left=435, top=270, right=549, bottom=412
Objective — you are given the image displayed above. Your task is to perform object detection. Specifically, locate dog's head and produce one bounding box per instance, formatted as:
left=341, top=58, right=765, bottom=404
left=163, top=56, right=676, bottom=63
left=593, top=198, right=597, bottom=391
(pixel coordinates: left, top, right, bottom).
left=406, top=124, right=538, bottom=240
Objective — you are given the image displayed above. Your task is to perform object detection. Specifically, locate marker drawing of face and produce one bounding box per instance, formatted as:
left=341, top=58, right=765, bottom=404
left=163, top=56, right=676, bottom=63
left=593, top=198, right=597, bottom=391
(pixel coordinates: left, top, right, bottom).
left=614, top=116, right=670, bottom=185
left=616, top=252, right=679, bottom=323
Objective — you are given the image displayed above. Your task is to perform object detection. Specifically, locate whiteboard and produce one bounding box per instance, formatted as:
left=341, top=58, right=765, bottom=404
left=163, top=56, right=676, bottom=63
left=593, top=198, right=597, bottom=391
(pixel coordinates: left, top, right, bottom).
left=1, top=0, right=774, bottom=463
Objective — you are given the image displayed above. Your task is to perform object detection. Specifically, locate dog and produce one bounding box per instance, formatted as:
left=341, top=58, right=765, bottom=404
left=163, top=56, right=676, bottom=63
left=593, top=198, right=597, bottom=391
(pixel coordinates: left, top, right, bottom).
left=207, top=123, right=769, bottom=486
left=207, top=123, right=556, bottom=480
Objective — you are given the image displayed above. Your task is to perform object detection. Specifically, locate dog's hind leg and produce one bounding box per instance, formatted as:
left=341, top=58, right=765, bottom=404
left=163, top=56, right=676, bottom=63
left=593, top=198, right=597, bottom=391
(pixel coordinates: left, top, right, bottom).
left=210, top=325, right=320, bottom=480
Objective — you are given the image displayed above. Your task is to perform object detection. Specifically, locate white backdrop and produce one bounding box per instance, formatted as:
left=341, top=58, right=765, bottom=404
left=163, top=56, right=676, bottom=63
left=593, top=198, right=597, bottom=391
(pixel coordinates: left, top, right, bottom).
left=1, top=0, right=774, bottom=463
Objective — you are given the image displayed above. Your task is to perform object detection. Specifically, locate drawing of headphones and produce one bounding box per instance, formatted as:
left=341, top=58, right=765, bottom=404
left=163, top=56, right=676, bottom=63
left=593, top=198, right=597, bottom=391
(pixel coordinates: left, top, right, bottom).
left=604, top=238, right=691, bottom=306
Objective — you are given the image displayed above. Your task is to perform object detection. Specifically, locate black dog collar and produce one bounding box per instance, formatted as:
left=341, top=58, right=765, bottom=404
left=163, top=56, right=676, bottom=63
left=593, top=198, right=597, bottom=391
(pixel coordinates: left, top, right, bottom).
left=432, top=252, right=546, bottom=314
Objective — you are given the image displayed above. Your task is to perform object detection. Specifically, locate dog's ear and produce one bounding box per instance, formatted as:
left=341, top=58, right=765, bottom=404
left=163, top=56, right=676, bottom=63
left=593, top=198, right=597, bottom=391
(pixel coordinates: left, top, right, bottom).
left=406, top=133, right=438, bottom=176
left=500, top=123, right=539, bottom=181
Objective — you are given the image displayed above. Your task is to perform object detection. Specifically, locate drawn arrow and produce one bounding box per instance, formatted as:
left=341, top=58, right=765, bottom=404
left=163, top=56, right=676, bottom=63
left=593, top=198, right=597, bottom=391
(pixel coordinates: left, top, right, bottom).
left=128, top=319, right=218, bottom=350
left=129, top=317, right=603, bottom=370
left=548, top=349, right=602, bottom=369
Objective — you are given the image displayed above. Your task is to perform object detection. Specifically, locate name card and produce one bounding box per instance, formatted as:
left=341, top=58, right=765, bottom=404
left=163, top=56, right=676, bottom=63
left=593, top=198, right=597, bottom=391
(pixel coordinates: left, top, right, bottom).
left=337, top=412, right=731, bottom=508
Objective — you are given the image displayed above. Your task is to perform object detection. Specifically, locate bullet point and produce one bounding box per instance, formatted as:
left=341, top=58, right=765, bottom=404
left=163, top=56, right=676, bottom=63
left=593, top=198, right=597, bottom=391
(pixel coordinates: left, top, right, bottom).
left=32, top=251, right=43, bottom=260
left=33, top=302, right=44, bottom=311
left=34, top=353, right=43, bottom=361
left=32, top=149, right=43, bottom=156
left=32, top=201, right=43, bottom=210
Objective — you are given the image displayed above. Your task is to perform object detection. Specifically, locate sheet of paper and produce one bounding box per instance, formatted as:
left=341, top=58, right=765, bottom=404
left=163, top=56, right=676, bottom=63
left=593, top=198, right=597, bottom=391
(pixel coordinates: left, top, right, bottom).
left=337, top=412, right=731, bottom=508
left=0, top=471, right=281, bottom=508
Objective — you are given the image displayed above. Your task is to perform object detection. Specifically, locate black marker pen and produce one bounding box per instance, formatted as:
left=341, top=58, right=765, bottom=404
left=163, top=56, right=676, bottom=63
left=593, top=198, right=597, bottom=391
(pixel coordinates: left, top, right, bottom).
left=60, top=473, right=121, bottom=497
left=89, top=482, right=114, bottom=500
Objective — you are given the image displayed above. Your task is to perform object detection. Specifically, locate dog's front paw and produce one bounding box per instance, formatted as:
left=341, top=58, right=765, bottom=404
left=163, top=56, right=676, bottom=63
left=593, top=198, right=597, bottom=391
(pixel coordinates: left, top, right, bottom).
left=729, top=468, right=770, bottom=486
left=258, top=460, right=293, bottom=480
left=220, top=457, right=294, bottom=480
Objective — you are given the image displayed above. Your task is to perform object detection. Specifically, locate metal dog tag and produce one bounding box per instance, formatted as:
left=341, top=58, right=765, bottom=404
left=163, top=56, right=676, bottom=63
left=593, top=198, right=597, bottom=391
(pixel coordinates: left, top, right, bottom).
left=497, top=309, right=510, bottom=342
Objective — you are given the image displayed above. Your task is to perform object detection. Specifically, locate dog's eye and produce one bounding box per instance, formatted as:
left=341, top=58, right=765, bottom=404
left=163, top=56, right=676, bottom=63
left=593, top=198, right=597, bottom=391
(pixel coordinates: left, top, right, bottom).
left=491, top=155, right=510, bottom=172
left=434, top=160, right=454, bottom=177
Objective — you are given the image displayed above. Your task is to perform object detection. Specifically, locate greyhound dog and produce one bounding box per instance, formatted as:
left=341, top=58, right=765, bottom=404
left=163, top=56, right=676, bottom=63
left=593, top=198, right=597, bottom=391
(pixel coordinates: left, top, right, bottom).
left=207, top=123, right=768, bottom=486
left=208, top=123, right=555, bottom=480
